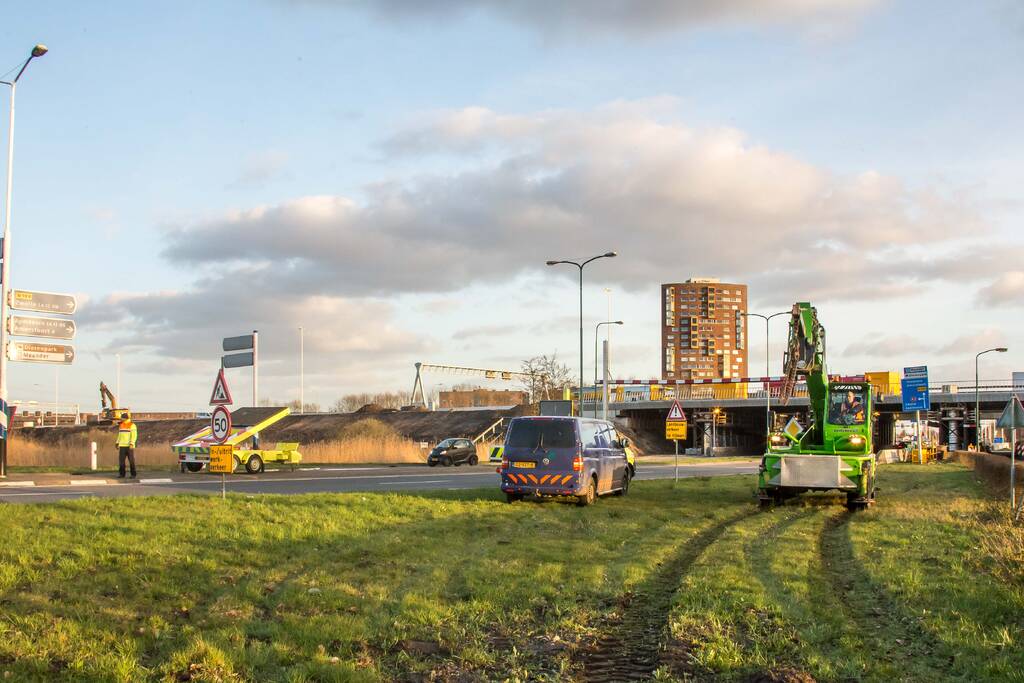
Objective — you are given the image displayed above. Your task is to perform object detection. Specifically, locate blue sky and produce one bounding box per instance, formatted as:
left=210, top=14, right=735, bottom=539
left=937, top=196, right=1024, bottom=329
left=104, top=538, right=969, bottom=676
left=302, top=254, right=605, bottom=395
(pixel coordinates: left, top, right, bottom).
left=2, top=0, right=1022, bottom=412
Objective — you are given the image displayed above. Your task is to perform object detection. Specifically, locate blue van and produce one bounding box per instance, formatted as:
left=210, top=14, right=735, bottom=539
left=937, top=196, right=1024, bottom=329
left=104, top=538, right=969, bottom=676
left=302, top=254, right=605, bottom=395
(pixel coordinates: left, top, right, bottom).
left=498, top=416, right=632, bottom=505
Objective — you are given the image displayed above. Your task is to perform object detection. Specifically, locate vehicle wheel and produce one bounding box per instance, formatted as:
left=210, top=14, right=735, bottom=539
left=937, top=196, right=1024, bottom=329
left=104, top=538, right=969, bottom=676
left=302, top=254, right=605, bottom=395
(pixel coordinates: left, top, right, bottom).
left=184, top=462, right=203, bottom=473
left=442, top=456, right=452, bottom=467
left=428, top=460, right=437, bottom=468
left=468, top=454, right=479, bottom=466
left=232, top=455, right=243, bottom=472
left=246, top=454, right=264, bottom=474
left=614, top=470, right=630, bottom=496
left=577, top=476, right=597, bottom=507
left=506, top=492, right=523, bottom=504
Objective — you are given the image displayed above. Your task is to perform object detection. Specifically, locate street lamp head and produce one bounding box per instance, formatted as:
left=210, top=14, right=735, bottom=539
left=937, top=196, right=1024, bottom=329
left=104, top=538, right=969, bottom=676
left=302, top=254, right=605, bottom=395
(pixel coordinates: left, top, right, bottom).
left=31, top=45, right=48, bottom=58
left=545, top=260, right=558, bottom=266
left=996, top=347, right=1008, bottom=352
left=603, top=251, right=617, bottom=258
left=613, top=320, right=624, bottom=325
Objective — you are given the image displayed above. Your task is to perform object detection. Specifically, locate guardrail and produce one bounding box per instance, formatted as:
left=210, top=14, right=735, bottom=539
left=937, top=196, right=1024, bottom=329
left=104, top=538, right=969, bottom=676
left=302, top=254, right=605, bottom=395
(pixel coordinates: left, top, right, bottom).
left=578, top=380, right=1021, bottom=405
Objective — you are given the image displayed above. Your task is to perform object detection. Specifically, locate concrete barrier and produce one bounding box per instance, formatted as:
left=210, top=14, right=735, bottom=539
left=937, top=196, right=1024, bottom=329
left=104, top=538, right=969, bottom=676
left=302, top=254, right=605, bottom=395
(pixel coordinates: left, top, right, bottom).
left=949, top=450, right=1023, bottom=500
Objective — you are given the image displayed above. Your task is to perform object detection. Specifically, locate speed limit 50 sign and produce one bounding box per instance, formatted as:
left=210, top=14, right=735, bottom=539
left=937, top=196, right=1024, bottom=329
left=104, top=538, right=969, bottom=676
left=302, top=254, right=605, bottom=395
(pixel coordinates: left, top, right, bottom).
left=211, top=405, right=232, bottom=443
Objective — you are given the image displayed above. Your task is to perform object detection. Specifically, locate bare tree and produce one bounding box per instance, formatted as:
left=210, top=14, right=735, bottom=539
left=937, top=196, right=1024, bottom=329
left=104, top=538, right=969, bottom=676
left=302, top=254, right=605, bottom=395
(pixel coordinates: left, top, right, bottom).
left=331, top=391, right=411, bottom=413
left=521, top=354, right=573, bottom=401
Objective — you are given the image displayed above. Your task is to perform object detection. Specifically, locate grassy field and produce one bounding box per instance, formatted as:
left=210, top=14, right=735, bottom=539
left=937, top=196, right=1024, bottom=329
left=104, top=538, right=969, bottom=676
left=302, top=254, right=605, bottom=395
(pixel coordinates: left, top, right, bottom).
left=0, top=464, right=1021, bottom=681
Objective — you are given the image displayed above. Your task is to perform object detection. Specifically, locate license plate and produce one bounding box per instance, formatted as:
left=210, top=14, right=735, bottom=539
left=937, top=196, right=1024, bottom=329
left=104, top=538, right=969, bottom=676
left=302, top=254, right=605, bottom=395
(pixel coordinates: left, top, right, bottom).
left=513, top=461, right=536, bottom=469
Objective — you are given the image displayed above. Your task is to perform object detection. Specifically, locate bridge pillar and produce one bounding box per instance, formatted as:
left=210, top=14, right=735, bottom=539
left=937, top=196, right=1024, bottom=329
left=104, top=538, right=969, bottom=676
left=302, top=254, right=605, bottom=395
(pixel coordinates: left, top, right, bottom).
left=875, top=412, right=895, bottom=448
left=941, top=407, right=964, bottom=452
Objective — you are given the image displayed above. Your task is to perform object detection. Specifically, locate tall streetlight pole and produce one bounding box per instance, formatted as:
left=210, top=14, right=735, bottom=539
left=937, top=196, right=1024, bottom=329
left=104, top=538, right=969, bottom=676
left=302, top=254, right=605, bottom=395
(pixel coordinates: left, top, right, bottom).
left=594, top=320, right=623, bottom=416
left=0, top=45, right=47, bottom=477
left=299, top=325, right=304, bottom=414
left=743, top=311, right=789, bottom=444
left=975, top=347, right=1008, bottom=448
left=546, top=252, right=617, bottom=415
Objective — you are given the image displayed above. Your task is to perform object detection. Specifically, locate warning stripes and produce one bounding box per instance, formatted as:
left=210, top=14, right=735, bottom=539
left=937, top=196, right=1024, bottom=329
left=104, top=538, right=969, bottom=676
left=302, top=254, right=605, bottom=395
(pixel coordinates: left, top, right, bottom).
left=506, top=473, right=574, bottom=486
left=600, top=376, right=782, bottom=386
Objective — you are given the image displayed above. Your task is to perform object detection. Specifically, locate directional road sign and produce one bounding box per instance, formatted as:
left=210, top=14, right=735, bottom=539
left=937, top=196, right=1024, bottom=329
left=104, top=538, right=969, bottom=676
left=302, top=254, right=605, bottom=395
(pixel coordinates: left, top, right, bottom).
left=901, top=365, right=930, bottom=412
left=209, top=368, right=233, bottom=406
left=8, top=315, right=76, bottom=340
left=8, top=289, right=76, bottom=315
left=211, top=405, right=232, bottom=443
left=7, top=341, right=75, bottom=365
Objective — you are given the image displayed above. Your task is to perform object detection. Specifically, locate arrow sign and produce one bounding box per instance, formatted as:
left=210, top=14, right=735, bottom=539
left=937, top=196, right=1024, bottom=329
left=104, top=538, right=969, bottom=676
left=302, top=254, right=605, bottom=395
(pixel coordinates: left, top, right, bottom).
left=8, top=289, right=77, bottom=315
left=8, top=315, right=76, bottom=340
left=666, top=399, right=686, bottom=421
left=210, top=368, right=233, bottom=406
left=7, top=341, right=75, bottom=365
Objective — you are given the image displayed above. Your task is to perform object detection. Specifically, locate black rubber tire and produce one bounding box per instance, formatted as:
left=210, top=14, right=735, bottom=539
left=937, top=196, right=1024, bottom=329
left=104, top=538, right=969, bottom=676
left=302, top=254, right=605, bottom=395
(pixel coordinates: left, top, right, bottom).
left=428, top=460, right=437, bottom=468
left=577, top=477, right=597, bottom=507
left=184, top=462, right=203, bottom=473
left=245, top=454, right=264, bottom=474
left=468, top=454, right=479, bottom=466
left=505, top=492, right=523, bottom=504
left=614, top=470, right=630, bottom=496
left=442, top=456, right=452, bottom=467
left=232, top=455, right=243, bottom=473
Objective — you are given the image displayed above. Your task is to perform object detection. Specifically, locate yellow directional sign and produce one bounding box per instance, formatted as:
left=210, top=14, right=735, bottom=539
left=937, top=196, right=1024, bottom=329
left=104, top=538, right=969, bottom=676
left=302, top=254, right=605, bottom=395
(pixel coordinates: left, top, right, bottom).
left=209, top=444, right=234, bottom=473
left=666, top=421, right=688, bottom=440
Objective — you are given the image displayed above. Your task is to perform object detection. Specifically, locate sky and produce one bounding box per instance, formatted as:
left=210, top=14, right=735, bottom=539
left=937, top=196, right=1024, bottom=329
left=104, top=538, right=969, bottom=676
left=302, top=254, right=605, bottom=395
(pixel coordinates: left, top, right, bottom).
left=1, top=0, right=1022, bottom=412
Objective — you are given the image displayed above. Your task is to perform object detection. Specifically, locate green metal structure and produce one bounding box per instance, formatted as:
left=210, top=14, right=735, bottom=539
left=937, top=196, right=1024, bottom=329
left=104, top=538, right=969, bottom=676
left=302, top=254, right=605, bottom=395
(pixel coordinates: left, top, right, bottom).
left=758, top=302, right=876, bottom=510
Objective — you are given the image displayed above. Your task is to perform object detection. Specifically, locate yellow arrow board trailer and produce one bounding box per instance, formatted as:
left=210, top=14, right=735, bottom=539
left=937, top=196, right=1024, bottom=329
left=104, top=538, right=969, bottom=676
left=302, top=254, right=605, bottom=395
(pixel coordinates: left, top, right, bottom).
left=172, top=407, right=301, bottom=474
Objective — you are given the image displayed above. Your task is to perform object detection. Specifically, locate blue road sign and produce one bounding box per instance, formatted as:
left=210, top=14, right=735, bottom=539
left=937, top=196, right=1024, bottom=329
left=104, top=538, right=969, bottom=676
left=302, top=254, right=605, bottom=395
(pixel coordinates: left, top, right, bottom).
left=901, top=377, right=930, bottom=411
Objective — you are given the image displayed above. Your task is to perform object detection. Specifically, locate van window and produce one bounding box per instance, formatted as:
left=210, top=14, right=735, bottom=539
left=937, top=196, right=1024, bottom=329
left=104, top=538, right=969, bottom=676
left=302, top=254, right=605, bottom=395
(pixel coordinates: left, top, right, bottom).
left=580, top=422, right=602, bottom=448
left=506, top=420, right=577, bottom=449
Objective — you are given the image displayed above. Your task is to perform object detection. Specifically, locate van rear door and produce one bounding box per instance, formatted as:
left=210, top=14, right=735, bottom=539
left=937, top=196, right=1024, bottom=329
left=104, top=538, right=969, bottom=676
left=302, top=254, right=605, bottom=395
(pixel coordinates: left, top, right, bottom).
left=503, top=419, right=579, bottom=488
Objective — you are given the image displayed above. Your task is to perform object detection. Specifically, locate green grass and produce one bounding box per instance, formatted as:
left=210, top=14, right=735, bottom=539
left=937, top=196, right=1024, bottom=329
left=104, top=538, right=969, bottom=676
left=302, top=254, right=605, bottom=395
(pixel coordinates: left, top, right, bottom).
left=0, top=465, right=1020, bottom=681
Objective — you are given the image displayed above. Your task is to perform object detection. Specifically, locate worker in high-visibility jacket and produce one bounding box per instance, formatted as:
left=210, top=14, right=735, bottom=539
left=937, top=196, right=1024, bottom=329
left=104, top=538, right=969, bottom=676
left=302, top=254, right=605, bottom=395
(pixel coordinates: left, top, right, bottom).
left=115, top=414, right=138, bottom=478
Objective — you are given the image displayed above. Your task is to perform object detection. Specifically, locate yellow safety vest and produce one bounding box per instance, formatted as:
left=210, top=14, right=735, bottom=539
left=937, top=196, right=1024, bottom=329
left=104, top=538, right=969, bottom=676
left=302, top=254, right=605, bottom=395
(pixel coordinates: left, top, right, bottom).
left=116, top=422, right=138, bottom=448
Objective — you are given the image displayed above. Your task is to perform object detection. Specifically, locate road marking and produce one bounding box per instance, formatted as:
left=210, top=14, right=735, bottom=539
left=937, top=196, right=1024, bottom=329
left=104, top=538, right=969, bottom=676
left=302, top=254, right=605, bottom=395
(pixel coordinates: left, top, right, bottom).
left=0, top=481, right=34, bottom=487
left=0, top=491, right=92, bottom=497
left=382, top=480, right=446, bottom=485
left=73, top=479, right=109, bottom=485
left=139, top=478, right=173, bottom=484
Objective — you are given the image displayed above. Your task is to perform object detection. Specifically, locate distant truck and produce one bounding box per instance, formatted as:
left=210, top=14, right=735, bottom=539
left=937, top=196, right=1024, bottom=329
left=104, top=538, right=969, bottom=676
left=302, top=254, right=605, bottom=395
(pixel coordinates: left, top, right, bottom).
left=173, top=407, right=302, bottom=474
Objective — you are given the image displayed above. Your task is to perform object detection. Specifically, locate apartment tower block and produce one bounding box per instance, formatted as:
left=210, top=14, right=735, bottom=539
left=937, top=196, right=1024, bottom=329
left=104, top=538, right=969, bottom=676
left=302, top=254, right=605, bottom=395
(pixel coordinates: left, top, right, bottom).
left=662, top=278, right=748, bottom=380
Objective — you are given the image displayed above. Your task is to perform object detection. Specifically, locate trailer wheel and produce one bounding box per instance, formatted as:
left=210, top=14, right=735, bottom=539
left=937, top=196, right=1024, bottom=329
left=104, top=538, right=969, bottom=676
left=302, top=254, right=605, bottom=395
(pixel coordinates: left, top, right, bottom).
left=232, top=455, right=243, bottom=472
left=184, top=462, right=203, bottom=473
left=246, top=454, right=264, bottom=474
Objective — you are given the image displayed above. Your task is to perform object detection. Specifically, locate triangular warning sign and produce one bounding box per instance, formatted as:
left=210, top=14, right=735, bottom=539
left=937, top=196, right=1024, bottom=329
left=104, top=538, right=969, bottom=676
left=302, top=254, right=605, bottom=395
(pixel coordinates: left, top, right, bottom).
left=209, top=368, right=233, bottom=406
left=996, top=395, right=1024, bottom=429
left=666, top=400, right=686, bottom=422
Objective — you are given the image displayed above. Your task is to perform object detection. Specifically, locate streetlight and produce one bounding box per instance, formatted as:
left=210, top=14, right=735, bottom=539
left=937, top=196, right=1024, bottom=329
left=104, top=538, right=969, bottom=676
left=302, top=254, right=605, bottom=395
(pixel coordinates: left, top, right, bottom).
left=712, top=407, right=721, bottom=456
left=299, top=326, right=304, bottom=414
left=743, top=311, right=789, bottom=445
left=594, top=320, right=623, bottom=417
left=975, top=347, right=1008, bottom=448
left=0, top=44, right=48, bottom=478
left=546, top=252, right=617, bottom=415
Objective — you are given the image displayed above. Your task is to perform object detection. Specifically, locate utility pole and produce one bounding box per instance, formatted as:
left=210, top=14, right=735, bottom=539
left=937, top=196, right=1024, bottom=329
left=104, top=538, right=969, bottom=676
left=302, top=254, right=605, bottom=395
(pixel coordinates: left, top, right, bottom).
left=299, top=325, right=304, bottom=413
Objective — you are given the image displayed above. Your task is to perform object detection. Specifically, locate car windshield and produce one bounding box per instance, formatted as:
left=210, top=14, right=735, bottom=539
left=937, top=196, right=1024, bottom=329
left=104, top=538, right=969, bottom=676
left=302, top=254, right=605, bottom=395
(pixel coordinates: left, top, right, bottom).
left=828, top=388, right=866, bottom=425
left=436, top=439, right=457, bottom=448
left=506, top=420, right=577, bottom=449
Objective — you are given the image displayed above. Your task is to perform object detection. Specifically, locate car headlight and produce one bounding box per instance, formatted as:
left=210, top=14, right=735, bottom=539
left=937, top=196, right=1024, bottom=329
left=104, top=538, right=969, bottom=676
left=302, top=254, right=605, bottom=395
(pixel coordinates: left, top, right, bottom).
left=849, top=435, right=864, bottom=446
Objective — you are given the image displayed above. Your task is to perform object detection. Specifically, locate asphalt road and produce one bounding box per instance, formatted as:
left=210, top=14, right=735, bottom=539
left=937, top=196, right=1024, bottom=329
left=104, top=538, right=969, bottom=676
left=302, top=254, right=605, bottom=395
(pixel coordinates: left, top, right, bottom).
left=0, top=461, right=760, bottom=504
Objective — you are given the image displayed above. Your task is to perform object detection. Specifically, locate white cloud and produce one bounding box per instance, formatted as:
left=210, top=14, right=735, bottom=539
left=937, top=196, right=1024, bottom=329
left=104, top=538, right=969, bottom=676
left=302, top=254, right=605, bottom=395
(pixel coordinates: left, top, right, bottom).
left=977, top=271, right=1024, bottom=307
left=329, top=0, right=883, bottom=35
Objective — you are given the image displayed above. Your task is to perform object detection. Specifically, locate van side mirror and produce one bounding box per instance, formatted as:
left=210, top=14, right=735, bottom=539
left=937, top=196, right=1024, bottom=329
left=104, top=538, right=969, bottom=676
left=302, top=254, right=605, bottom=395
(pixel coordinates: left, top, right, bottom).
left=621, top=438, right=630, bottom=449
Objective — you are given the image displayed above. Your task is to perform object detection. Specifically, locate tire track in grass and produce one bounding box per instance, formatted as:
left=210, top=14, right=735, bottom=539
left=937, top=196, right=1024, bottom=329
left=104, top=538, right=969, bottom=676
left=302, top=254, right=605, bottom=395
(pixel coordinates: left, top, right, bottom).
left=577, top=510, right=757, bottom=682
left=818, top=511, right=950, bottom=680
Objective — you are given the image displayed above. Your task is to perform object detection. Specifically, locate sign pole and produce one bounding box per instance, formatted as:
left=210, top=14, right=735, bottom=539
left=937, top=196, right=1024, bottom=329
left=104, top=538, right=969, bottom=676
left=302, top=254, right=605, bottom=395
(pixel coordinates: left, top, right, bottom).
left=252, top=329, right=258, bottom=408
left=916, top=410, right=923, bottom=464
left=222, top=472, right=226, bottom=500
left=1011, top=426, right=1016, bottom=510
left=674, top=439, right=678, bottom=483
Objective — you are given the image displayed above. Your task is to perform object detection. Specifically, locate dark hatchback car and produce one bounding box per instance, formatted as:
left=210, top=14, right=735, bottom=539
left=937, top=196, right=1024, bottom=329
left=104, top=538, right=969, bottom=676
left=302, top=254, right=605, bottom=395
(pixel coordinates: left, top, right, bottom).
left=497, top=416, right=631, bottom=505
left=427, top=438, right=479, bottom=467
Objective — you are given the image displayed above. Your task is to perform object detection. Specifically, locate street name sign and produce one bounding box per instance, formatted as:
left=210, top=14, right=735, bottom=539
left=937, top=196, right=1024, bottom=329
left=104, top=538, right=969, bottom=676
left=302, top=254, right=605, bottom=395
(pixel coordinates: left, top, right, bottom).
left=7, top=341, right=75, bottom=364
left=223, top=334, right=255, bottom=352
left=222, top=352, right=254, bottom=369
left=209, top=368, right=233, bottom=406
left=208, top=444, right=234, bottom=473
left=8, top=315, right=75, bottom=340
left=8, top=289, right=76, bottom=315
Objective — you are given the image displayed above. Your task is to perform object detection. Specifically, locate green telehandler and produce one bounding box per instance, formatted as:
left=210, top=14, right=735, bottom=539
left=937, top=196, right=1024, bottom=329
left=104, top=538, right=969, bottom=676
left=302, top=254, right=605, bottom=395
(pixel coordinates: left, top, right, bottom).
left=758, top=302, right=877, bottom=511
